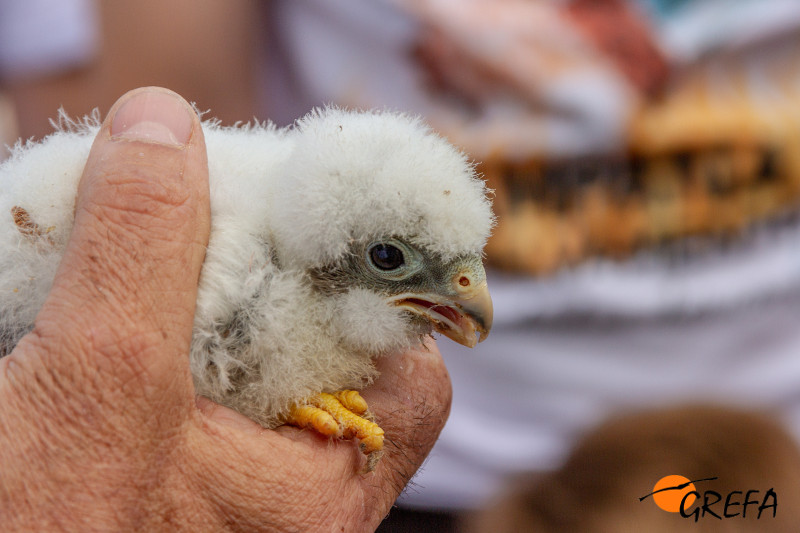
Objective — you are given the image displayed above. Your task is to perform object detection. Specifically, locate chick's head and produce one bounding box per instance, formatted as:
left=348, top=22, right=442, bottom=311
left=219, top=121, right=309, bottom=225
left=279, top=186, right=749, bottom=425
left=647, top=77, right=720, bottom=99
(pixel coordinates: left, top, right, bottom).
left=270, top=108, right=494, bottom=352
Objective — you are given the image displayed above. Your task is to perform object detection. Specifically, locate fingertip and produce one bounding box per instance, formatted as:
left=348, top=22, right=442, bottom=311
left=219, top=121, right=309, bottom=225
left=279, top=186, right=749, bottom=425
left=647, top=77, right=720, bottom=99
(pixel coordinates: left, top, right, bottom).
left=371, top=337, right=451, bottom=404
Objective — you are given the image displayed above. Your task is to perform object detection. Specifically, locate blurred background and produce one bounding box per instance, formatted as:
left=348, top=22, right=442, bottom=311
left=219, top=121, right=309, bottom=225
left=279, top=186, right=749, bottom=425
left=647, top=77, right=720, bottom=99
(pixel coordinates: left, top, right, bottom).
left=4, top=0, right=800, bottom=531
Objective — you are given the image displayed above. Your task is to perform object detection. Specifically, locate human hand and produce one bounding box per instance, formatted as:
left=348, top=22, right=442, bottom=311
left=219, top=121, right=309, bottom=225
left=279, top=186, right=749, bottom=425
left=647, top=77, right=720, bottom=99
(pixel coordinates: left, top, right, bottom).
left=405, top=0, right=650, bottom=159
left=0, top=87, right=452, bottom=532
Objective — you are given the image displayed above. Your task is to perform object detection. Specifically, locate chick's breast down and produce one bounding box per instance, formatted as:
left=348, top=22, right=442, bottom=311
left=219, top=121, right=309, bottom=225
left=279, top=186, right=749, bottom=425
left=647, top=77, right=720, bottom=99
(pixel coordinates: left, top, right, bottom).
left=0, top=108, right=494, bottom=428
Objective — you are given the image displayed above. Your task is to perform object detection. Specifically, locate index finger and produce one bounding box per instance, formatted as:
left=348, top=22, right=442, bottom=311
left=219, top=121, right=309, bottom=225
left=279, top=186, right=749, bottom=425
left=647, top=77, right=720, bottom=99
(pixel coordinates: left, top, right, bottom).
left=189, top=338, right=452, bottom=531
left=360, top=338, right=452, bottom=522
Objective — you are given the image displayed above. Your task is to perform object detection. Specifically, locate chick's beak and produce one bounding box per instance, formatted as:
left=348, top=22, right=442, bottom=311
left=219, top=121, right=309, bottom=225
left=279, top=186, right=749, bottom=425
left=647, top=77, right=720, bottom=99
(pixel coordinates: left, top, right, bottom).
left=443, top=280, right=493, bottom=347
left=393, top=270, right=493, bottom=348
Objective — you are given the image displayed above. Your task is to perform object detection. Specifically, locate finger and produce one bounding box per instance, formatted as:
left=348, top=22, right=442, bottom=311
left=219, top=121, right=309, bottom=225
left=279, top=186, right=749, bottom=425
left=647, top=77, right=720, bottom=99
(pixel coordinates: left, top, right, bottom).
left=360, top=338, right=452, bottom=522
left=24, top=87, right=210, bottom=394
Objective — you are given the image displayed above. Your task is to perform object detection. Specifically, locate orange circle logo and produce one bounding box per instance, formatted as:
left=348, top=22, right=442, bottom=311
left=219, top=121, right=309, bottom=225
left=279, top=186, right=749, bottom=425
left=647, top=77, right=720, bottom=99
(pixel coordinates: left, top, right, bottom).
left=652, top=475, right=697, bottom=513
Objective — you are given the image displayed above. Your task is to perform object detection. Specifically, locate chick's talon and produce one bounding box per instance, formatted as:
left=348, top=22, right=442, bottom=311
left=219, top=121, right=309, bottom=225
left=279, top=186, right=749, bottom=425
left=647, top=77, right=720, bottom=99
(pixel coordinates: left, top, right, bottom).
left=287, top=391, right=385, bottom=456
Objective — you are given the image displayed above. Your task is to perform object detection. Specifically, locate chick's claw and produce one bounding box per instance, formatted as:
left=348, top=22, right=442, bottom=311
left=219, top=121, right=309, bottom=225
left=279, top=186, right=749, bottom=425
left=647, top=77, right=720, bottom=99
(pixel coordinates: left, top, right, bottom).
left=287, top=391, right=385, bottom=459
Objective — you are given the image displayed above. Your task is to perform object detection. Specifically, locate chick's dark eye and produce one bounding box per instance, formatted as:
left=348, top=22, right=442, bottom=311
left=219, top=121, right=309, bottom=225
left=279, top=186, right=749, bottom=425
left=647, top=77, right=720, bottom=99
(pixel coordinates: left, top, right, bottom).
left=369, top=243, right=405, bottom=270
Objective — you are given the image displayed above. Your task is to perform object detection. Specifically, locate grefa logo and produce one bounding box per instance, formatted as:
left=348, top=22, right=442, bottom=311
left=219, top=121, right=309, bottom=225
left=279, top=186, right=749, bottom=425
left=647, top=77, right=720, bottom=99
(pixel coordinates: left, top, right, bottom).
left=639, top=475, right=778, bottom=522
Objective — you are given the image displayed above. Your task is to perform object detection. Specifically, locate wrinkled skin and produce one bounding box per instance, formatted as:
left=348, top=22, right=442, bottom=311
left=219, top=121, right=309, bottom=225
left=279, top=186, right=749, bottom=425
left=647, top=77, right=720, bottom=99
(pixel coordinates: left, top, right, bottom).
left=0, top=87, right=451, bottom=532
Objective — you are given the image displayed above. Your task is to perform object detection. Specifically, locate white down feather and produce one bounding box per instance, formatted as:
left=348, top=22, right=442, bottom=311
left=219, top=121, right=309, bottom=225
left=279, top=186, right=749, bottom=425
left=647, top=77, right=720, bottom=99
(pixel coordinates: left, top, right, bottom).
left=0, top=107, right=494, bottom=427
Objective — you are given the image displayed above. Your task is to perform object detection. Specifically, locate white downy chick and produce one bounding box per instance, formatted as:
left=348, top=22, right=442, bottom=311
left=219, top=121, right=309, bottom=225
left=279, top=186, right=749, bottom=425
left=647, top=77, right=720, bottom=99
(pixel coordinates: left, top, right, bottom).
left=0, top=107, right=494, bottom=434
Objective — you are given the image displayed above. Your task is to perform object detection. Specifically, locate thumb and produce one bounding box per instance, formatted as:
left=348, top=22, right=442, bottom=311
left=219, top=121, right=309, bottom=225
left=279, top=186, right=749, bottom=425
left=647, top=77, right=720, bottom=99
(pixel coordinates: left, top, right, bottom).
left=22, top=87, right=210, bottom=399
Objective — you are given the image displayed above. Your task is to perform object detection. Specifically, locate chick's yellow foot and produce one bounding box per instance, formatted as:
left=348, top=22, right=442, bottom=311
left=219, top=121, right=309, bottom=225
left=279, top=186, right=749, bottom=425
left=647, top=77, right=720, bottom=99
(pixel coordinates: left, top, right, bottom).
left=287, top=391, right=385, bottom=457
